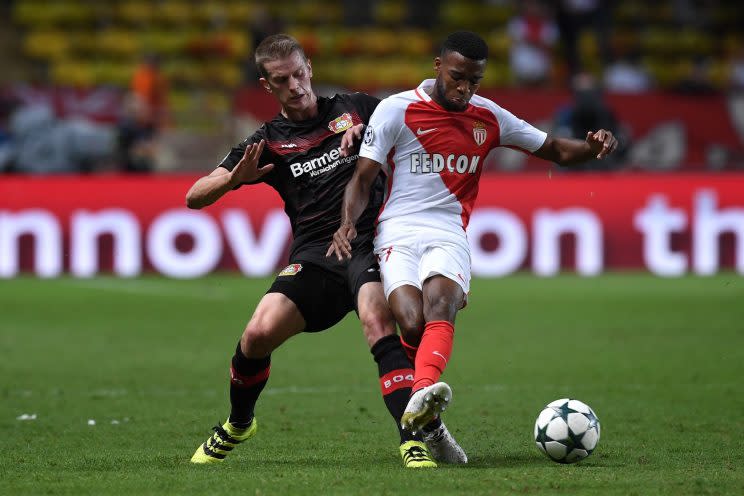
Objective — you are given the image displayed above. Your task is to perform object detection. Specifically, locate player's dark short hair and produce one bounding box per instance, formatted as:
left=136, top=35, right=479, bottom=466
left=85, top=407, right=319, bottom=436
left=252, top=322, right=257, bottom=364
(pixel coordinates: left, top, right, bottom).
left=255, top=34, right=308, bottom=78
left=441, top=31, right=489, bottom=61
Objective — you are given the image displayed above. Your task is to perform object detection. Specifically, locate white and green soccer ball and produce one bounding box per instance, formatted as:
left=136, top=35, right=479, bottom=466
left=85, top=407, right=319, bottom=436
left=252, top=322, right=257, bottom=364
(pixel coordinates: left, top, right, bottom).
left=534, top=398, right=600, bottom=464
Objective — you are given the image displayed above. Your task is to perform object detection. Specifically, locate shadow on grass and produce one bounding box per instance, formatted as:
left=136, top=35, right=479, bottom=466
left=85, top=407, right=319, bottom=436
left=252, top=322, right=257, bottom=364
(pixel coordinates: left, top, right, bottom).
left=462, top=451, right=613, bottom=470
left=462, top=451, right=543, bottom=469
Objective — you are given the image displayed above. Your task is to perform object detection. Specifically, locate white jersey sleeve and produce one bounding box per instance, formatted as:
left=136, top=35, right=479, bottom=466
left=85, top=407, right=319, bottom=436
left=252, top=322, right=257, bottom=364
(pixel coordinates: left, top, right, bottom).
left=494, top=106, right=547, bottom=152
left=359, top=96, right=405, bottom=172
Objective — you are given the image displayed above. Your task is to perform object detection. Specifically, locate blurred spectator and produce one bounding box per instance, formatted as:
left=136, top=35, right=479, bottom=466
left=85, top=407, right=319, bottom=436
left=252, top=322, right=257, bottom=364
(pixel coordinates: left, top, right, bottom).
left=117, top=93, right=157, bottom=173
left=671, top=0, right=698, bottom=26
left=249, top=7, right=285, bottom=51
left=9, top=105, right=76, bottom=173
left=343, top=0, right=373, bottom=27
left=507, top=0, right=559, bottom=86
left=553, top=73, right=625, bottom=170
left=243, top=7, right=285, bottom=84
left=728, top=45, right=744, bottom=93
left=131, top=54, right=169, bottom=129
left=671, top=0, right=712, bottom=30
left=673, top=56, right=718, bottom=95
left=6, top=103, right=114, bottom=174
left=555, top=0, right=614, bottom=77
left=0, top=95, right=18, bottom=172
left=406, top=0, right=441, bottom=29
left=603, top=52, right=653, bottom=93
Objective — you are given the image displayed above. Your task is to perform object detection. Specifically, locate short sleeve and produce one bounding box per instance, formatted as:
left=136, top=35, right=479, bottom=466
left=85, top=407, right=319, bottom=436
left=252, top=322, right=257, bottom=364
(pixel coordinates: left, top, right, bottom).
left=217, top=126, right=274, bottom=186
left=497, top=108, right=547, bottom=153
left=358, top=97, right=403, bottom=166
left=347, top=92, right=381, bottom=123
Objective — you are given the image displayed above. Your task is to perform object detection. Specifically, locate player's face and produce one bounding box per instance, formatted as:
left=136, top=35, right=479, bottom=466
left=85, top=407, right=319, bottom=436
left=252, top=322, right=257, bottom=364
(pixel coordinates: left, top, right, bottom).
left=261, top=51, right=314, bottom=114
left=433, top=51, right=486, bottom=112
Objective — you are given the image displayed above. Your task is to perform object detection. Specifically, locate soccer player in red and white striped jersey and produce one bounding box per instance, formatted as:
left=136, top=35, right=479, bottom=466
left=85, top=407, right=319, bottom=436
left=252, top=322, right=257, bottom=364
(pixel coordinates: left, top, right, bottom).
left=328, top=31, right=617, bottom=441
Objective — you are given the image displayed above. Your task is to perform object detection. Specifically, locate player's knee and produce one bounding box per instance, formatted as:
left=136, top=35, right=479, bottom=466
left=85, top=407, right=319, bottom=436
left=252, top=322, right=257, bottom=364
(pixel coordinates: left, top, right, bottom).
left=240, top=320, right=278, bottom=357
left=425, top=295, right=459, bottom=322
left=359, top=307, right=396, bottom=347
left=396, top=310, right=425, bottom=346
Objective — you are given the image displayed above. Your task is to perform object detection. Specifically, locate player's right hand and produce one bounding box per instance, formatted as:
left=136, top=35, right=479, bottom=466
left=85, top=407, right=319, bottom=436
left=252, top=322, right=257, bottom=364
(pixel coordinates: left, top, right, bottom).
left=326, top=222, right=357, bottom=261
left=340, top=124, right=364, bottom=157
left=229, top=140, right=274, bottom=186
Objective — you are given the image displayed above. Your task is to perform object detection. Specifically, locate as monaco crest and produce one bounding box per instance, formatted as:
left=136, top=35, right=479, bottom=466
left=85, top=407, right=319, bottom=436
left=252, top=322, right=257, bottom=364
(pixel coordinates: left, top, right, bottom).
left=329, top=113, right=353, bottom=133
left=473, top=121, right=487, bottom=146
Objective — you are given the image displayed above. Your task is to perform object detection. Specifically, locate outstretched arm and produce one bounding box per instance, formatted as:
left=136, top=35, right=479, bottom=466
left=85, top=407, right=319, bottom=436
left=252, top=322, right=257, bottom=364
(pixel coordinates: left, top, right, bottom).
left=185, top=140, right=274, bottom=209
left=185, top=167, right=236, bottom=209
left=533, top=130, right=618, bottom=166
left=326, top=157, right=382, bottom=260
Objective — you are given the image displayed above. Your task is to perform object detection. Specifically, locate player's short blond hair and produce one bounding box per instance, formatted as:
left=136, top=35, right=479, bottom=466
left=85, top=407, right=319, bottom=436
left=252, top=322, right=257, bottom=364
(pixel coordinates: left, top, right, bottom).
left=255, top=34, right=308, bottom=79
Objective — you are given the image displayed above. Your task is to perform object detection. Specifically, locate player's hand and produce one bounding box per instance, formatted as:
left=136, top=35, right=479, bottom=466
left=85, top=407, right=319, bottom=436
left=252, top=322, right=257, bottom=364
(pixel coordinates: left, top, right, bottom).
left=326, top=222, right=357, bottom=261
left=229, top=140, right=274, bottom=186
left=340, top=124, right=365, bottom=158
left=586, top=130, right=618, bottom=159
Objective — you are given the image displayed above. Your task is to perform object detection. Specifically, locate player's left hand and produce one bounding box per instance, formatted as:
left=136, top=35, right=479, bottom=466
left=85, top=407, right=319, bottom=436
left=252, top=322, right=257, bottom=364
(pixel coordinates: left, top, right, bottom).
left=326, top=222, right=357, bottom=261
left=340, top=124, right=365, bottom=158
left=586, top=130, right=618, bottom=159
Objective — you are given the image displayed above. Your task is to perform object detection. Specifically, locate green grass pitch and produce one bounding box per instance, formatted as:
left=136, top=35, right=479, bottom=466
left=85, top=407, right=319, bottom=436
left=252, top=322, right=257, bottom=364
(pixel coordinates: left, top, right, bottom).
left=1, top=274, right=743, bottom=495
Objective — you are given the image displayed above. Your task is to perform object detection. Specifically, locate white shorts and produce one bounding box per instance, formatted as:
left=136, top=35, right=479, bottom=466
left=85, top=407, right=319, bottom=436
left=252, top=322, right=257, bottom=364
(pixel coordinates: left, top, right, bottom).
left=374, top=223, right=471, bottom=300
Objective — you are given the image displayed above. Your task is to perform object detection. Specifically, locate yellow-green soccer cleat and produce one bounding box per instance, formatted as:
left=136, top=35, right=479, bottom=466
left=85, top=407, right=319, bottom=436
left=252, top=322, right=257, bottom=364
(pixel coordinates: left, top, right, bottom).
left=190, top=419, right=258, bottom=464
left=399, top=440, right=437, bottom=468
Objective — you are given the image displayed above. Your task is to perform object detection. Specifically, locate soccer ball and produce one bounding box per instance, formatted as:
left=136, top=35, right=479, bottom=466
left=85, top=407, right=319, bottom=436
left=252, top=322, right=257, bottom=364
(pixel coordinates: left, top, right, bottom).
left=534, top=398, right=600, bottom=464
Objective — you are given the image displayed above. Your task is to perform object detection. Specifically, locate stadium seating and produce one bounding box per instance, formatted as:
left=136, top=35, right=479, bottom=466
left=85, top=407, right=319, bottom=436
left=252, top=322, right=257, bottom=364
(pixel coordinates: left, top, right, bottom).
left=9, top=0, right=742, bottom=93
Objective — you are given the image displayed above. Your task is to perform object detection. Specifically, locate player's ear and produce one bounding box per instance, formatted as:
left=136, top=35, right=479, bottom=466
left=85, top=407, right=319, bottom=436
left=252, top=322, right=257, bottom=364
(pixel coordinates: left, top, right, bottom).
left=259, top=77, right=271, bottom=93
left=434, top=57, right=442, bottom=75
left=307, top=58, right=313, bottom=79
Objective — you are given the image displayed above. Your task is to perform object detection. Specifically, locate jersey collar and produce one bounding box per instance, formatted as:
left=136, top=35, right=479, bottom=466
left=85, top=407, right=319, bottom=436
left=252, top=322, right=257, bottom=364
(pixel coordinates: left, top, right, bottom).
left=415, top=79, right=435, bottom=103
left=277, top=95, right=328, bottom=127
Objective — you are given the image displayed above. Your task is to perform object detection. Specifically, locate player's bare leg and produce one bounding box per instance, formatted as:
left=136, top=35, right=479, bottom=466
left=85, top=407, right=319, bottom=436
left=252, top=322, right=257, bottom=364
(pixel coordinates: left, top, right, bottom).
left=357, top=282, right=435, bottom=468
left=389, top=284, right=426, bottom=355
left=191, top=293, right=305, bottom=464
left=389, top=281, right=468, bottom=463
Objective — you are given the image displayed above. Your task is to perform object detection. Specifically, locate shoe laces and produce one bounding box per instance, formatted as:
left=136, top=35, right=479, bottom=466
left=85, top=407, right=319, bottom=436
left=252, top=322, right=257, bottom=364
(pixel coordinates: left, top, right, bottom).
left=211, top=424, right=238, bottom=444
left=404, top=445, right=430, bottom=462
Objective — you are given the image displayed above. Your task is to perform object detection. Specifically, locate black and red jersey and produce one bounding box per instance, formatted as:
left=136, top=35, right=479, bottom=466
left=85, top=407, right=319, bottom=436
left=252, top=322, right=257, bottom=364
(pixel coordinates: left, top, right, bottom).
left=218, top=93, right=383, bottom=263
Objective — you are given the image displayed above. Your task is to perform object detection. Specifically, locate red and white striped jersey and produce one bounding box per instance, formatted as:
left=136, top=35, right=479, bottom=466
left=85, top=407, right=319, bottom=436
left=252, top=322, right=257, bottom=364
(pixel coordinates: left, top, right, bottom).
left=360, top=79, right=547, bottom=231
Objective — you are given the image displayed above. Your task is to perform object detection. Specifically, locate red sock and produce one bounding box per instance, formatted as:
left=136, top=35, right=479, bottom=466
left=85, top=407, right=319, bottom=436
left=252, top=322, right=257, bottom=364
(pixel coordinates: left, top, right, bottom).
left=412, top=320, right=454, bottom=392
left=400, top=336, right=418, bottom=363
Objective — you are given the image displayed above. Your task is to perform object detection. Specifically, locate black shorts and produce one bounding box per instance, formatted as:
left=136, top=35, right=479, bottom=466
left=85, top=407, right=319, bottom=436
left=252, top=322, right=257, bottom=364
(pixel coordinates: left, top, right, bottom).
left=266, top=244, right=381, bottom=333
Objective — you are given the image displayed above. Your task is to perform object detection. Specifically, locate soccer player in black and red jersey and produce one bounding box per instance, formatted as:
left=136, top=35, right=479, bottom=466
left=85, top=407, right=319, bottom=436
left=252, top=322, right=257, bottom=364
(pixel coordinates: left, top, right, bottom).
left=186, top=34, right=464, bottom=468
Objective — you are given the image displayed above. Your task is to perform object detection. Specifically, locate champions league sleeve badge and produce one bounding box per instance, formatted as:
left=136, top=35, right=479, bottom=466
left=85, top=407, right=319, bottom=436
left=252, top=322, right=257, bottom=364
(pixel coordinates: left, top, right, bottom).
left=363, top=125, right=374, bottom=145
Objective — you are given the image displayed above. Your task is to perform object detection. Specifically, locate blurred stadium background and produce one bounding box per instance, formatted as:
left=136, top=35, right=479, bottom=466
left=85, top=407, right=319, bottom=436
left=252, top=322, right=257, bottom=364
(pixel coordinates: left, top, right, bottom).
left=1, top=0, right=743, bottom=278
left=2, top=2, right=744, bottom=494
left=1, top=0, right=743, bottom=173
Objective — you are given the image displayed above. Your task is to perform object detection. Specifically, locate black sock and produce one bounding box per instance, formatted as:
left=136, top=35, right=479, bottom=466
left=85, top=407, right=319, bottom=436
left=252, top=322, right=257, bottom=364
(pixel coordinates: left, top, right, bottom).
left=371, top=334, right=420, bottom=443
left=228, top=342, right=271, bottom=427
left=422, top=416, right=442, bottom=433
